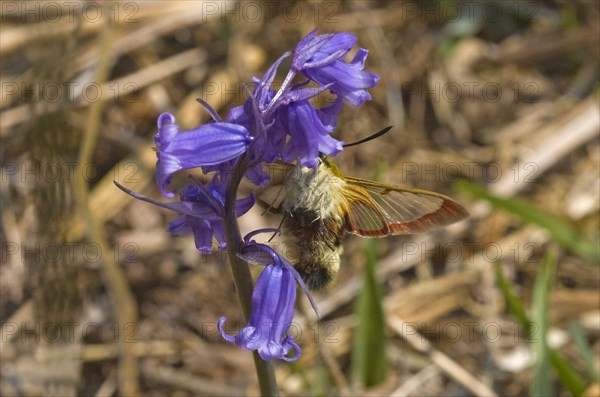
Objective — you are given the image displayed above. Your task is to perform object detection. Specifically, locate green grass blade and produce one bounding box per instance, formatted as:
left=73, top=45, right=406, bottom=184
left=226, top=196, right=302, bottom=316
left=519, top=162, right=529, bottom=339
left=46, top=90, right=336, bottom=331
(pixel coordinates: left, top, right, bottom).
left=456, top=180, right=599, bottom=263
left=531, top=252, right=555, bottom=397
left=312, top=362, right=331, bottom=397
left=495, top=264, right=531, bottom=333
left=495, top=260, right=587, bottom=396
left=570, top=321, right=600, bottom=382
left=549, top=350, right=587, bottom=396
left=351, top=238, right=388, bottom=387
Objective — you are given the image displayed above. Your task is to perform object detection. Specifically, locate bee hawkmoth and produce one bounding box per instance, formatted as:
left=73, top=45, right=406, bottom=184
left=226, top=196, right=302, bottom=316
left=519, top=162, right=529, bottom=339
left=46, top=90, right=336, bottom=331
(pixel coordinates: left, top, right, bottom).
left=259, top=154, right=469, bottom=289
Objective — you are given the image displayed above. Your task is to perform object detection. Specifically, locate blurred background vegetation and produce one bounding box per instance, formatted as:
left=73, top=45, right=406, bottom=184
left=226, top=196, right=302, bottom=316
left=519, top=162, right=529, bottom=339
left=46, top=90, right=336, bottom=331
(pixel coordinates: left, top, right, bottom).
left=1, top=1, right=598, bottom=396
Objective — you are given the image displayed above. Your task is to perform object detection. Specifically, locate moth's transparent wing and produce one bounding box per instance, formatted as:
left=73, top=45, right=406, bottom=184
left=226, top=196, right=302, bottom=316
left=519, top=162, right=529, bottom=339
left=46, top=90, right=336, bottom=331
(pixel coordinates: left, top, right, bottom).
left=344, top=177, right=468, bottom=236
left=256, top=162, right=295, bottom=213
left=342, top=187, right=390, bottom=236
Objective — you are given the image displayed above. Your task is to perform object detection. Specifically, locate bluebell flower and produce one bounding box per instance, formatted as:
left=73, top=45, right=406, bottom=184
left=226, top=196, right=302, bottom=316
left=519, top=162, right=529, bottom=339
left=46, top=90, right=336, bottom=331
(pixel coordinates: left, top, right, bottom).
left=252, top=52, right=291, bottom=112
left=277, top=100, right=344, bottom=168
left=113, top=176, right=254, bottom=253
left=167, top=178, right=254, bottom=252
left=155, top=112, right=253, bottom=198
left=292, top=30, right=354, bottom=71
left=238, top=69, right=344, bottom=169
left=218, top=237, right=317, bottom=361
left=218, top=261, right=299, bottom=361
left=292, top=29, right=380, bottom=106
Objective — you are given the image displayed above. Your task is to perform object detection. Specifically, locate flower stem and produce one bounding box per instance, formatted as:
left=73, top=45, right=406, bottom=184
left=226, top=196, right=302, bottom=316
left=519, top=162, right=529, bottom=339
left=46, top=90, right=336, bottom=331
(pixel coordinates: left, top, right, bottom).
left=223, top=154, right=279, bottom=397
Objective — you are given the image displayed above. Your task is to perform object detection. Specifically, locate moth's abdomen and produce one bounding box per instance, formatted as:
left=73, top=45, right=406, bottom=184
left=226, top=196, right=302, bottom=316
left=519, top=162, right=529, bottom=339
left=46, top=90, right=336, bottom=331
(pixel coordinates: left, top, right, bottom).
left=283, top=208, right=345, bottom=289
left=293, top=247, right=342, bottom=289
left=286, top=208, right=344, bottom=245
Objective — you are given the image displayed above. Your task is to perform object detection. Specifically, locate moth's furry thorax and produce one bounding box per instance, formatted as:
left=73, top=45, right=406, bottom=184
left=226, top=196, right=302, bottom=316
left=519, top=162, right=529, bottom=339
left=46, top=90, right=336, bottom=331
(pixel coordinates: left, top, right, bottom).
left=282, top=162, right=347, bottom=289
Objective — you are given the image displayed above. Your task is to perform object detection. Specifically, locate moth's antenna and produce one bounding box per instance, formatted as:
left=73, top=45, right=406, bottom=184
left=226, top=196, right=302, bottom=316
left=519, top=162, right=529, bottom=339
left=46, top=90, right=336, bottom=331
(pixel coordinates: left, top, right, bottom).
left=268, top=214, right=286, bottom=242
left=343, top=126, right=393, bottom=148
left=261, top=184, right=286, bottom=216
